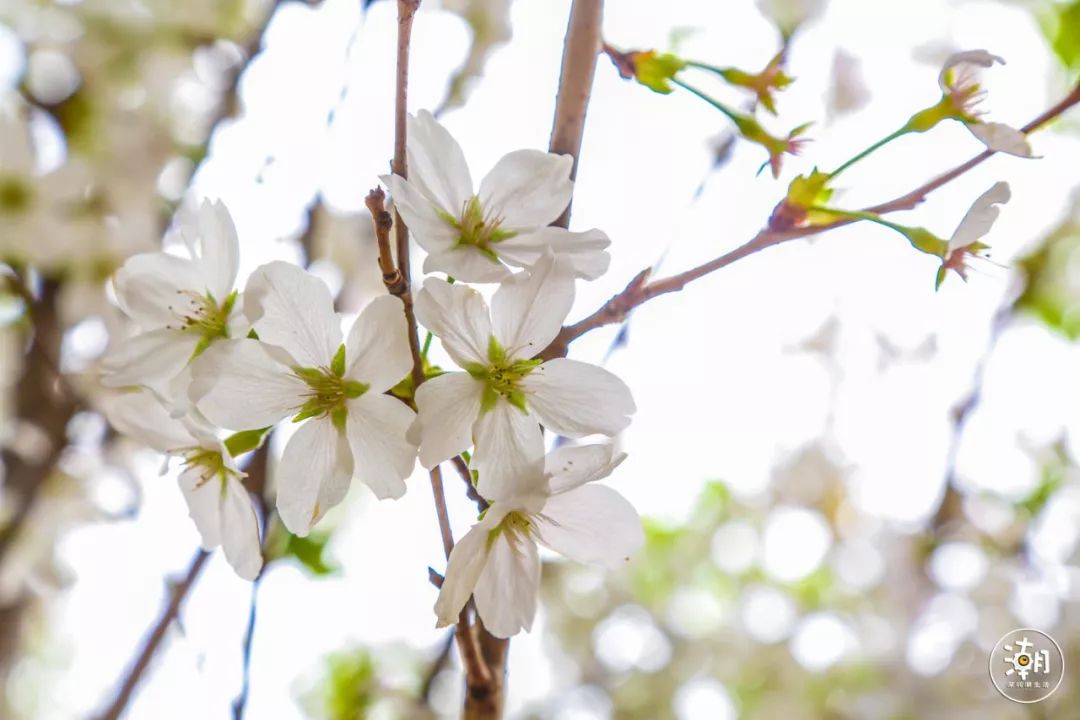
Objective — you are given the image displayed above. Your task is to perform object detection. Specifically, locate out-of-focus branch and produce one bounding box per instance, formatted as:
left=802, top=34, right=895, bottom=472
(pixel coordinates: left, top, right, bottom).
left=0, top=279, right=75, bottom=571
left=232, top=443, right=272, bottom=720
left=540, top=82, right=1080, bottom=360
left=549, top=0, right=604, bottom=229
left=95, top=549, right=211, bottom=720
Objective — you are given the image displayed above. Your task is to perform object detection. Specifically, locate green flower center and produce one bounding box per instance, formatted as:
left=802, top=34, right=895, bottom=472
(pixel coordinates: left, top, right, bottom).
left=292, top=344, right=369, bottom=427
left=0, top=175, right=33, bottom=215
left=182, top=448, right=242, bottom=495
left=440, top=196, right=517, bottom=262
left=465, top=336, right=541, bottom=413
left=486, top=510, right=532, bottom=548
left=173, top=289, right=238, bottom=358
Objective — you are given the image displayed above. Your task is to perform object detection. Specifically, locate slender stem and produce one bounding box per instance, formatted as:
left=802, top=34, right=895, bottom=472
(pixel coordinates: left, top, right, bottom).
left=95, top=550, right=210, bottom=720
left=808, top=205, right=911, bottom=235
left=421, top=331, right=433, bottom=359
left=830, top=127, right=910, bottom=178
left=671, top=77, right=741, bottom=124
left=684, top=59, right=732, bottom=76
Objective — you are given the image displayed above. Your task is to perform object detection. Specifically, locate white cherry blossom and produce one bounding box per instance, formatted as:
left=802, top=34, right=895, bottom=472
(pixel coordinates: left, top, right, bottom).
left=102, top=199, right=246, bottom=399
left=938, top=51, right=1032, bottom=157
left=938, top=181, right=1011, bottom=287
left=102, top=391, right=262, bottom=580
left=382, top=110, right=610, bottom=282
left=413, top=254, right=635, bottom=501
left=434, top=444, right=643, bottom=637
left=189, top=261, right=417, bottom=535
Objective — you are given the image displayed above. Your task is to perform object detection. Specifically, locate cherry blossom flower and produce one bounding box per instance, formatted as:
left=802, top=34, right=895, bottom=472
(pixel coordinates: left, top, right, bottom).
left=102, top=199, right=246, bottom=399
left=382, top=110, right=610, bottom=282
left=937, top=181, right=1011, bottom=287
left=189, top=261, right=417, bottom=535
left=413, top=254, right=635, bottom=501
left=937, top=51, right=1032, bottom=157
left=434, top=443, right=643, bottom=638
left=102, top=391, right=262, bottom=580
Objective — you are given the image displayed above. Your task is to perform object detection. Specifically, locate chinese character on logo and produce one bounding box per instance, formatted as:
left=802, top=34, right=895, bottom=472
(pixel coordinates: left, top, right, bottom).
left=990, top=629, right=1064, bottom=704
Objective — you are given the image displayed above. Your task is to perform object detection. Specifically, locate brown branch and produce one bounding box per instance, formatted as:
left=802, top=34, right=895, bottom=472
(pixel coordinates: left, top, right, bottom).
left=451, top=455, right=488, bottom=511
left=95, top=549, right=210, bottom=720
left=540, top=81, right=1080, bottom=360
left=232, top=442, right=272, bottom=720
left=365, top=187, right=407, bottom=295
left=549, top=0, right=604, bottom=229
left=0, top=280, right=75, bottom=571
left=384, top=0, right=491, bottom=696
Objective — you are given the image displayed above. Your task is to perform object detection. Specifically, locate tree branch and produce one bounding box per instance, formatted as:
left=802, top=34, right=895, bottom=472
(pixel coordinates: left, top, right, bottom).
left=549, top=0, right=604, bottom=229
left=95, top=549, right=210, bottom=720
left=384, top=0, right=491, bottom=697
left=540, top=82, right=1080, bottom=360
left=365, top=187, right=407, bottom=295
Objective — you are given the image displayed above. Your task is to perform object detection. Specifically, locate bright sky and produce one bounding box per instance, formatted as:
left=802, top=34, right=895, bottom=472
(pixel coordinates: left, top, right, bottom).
left=11, top=0, right=1080, bottom=717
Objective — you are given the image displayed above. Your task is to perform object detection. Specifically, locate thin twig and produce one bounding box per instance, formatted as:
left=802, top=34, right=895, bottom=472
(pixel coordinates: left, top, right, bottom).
left=365, top=187, right=407, bottom=295
left=540, top=82, right=1080, bottom=360
left=232, top=441, right=272, bottom=720
left=95, top=550, right=210, bottom=720
left=451, top=455, right=488, bottom=511
left=384, top=0, right=490, bottom=694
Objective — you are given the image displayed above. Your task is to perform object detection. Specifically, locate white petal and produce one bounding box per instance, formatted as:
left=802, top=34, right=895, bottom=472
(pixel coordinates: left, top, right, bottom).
left=101, top=328, right=200, bottom=393
left=473, top=526, right=541, bottom=638
left=185, top=198, right=240, bottom=302
left=472, top=398, right=545, bottom=502
left=382, top=174, right=459, bottom=253
left=531, top=484, right=643, bottom=568
left=113, top=252, right=205, bottom=329
left=490, top=254, right=574, bottom=361
left=178, top=466, right=223, bottom=550
left=422, top=246, right=511, bottom=283
left=243, top=261, right=342, bottom=368
left=346, top=393, right=417, bottom=500
left=521, top=359, right=635, bottom=437
left=432, top=509, right=507, bottom=628
left=967, top=121, right=1033, bottom=158
left=414, top=278, right=493, bottom=367
left=496, top=227, right=611, bottom=280
left=545, top=443, right=627, bottom=494
left=190, top=338, right=307, bottom=430
left=101, top=390, right=199, bottom=453
left=948, top=181, right=1011, bottom=252
left=478, top=149, right=573, bottom=230
left=275, top=417, right=353, bottom=536
left=407, top=110, right=474, bottom=215
left=938, top=49, right=1004, bottom=91
left=220, top=476, right=263, bottom=581
left=415, top=372, right=484, bottom=468
left=344, top=295, right=412, bottom=393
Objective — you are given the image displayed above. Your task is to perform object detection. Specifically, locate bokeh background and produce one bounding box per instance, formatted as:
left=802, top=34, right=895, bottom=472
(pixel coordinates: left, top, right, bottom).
left=2, top=0, right=1080, bottom=717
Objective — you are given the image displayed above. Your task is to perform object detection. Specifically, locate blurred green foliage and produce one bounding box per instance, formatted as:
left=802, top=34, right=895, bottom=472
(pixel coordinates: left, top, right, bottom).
left=1018, top=198, right=1080, bottom=339
left=1041, top=0, right=1080, bottom=72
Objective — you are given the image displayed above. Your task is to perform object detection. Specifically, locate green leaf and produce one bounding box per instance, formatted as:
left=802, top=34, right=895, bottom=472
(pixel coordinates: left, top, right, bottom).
left=281, top=529, right=340, bottom=577
left=223, top=427, right=271, bottom=457
left=1042, top=0, right=1080, bottom=71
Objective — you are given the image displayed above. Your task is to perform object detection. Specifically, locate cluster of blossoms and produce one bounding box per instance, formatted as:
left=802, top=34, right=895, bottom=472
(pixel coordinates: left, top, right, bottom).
left=101, top=111, right=643, bottom=636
